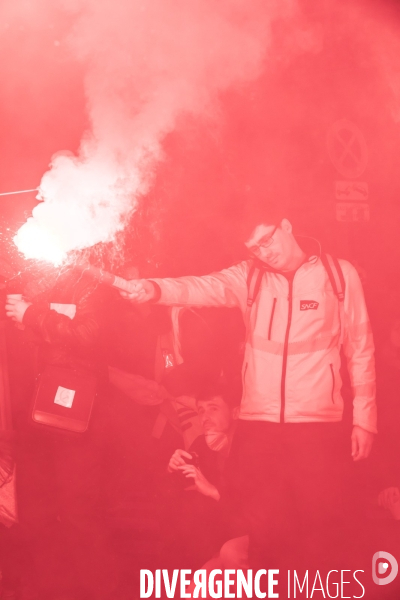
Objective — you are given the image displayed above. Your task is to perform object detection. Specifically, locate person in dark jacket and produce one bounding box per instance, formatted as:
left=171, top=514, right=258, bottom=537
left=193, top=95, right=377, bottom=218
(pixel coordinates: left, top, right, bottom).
left=164, top=385, right=239, bottom=569
left=6, top=268, right=102, bottom=373
left=5, top=267, right=117, bottom=600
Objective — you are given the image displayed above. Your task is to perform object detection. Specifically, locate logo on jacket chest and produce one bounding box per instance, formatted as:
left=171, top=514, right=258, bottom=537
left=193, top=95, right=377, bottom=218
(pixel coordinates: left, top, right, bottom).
left=300, top=300, right=319, bottom=311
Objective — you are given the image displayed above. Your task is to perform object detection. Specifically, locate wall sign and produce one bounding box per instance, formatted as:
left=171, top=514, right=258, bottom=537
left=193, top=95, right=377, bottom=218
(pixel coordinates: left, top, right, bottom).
left=327, top=120, right=368, bottom=179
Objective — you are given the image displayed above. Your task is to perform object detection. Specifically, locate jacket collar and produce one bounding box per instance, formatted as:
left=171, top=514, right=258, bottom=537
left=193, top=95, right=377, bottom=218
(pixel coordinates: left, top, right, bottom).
left=251, top=236, right=322, bottom=275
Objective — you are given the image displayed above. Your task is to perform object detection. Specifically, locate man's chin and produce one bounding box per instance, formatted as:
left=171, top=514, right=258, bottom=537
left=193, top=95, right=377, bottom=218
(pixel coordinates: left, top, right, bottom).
left=261, top=257, right=281, bottom=269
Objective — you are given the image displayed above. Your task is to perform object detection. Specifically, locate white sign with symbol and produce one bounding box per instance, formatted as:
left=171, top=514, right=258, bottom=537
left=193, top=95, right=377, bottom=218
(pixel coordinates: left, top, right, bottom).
left=335, top=181, right=368, bottom=202
left=327, top=120, right=368, bottom=179
left=336, top=203, right=370, bottom=222
left=54, top=386, right=76, bottom=409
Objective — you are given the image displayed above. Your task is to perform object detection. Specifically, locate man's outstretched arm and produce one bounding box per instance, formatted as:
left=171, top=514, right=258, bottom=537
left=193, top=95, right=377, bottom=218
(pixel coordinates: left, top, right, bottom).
left=120, top=261, right=250, bottom=311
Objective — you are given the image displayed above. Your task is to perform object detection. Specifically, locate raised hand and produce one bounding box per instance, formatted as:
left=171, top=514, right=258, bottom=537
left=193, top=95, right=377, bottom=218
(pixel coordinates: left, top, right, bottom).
left=5, top=295, right=31, bottom=324
left=178, top=464, right=221, bottom=501
left=167, top=449, right=193, bottom=473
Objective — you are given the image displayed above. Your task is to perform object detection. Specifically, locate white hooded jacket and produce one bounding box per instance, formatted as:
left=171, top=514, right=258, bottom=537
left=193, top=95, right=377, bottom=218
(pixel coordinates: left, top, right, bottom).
left=151, top=255, right=377, bottom=433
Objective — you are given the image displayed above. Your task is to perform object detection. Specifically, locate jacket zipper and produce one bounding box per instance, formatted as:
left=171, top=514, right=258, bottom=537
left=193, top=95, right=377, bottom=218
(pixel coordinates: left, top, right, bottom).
left=268, top=298, right=277, bottom=340
left=330, top=363, right=335, bottom=403
left=280, top=280, right=294, bottom=423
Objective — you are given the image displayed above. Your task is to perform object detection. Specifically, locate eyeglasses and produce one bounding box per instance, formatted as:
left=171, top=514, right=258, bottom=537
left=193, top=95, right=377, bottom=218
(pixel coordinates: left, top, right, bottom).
left=246, top=225, right=279, bottom=256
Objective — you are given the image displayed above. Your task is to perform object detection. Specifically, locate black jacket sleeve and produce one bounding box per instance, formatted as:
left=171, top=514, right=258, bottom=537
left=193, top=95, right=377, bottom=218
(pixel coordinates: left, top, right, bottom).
left=22, top=296, right=99, bottom=348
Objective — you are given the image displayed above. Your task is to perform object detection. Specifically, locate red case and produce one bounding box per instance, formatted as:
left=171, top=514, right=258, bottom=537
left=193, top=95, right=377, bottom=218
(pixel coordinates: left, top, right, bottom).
left=31, top=365, right=97, bottom=433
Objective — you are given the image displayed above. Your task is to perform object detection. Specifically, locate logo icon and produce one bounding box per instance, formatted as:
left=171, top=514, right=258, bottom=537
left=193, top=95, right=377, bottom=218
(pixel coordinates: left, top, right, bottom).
left=300, top=300, right=319, bottom=311
left=372, top=551, right=398, bottom=586
left=327, top=119, right=368, bottom=179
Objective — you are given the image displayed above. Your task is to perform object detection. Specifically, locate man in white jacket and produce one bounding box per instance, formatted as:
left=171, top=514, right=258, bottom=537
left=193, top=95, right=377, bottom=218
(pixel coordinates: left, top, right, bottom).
left=121, top=208, right=376, bottom=566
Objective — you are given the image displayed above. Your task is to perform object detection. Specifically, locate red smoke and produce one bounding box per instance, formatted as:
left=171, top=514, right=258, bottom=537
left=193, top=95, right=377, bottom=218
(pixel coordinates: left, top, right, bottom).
left=12, top=0, right=301, bottom=263
left=0, top=0, right=398, bottom=267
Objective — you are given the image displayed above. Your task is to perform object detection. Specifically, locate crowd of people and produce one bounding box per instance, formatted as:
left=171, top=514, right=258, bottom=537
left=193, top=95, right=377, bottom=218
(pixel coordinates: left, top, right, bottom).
left=0, top=204, right=399, bottom=599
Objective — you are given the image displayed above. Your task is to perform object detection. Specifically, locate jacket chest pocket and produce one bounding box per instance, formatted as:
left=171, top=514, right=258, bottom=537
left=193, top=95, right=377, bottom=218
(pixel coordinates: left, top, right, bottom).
left=252, top=292, right=281, bottom=339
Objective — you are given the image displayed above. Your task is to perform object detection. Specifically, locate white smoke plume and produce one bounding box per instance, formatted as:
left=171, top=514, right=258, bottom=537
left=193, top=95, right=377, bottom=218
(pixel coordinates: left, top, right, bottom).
left=14, top=0, right=300, bottom=264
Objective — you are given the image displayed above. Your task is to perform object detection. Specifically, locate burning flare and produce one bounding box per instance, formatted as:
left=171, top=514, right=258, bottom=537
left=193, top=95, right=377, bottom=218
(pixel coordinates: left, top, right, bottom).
left=12, top=0, right=313, bottom=265
left=14, top=219, right=65, bottom=266
left=14, top=148, right=144, bottom=265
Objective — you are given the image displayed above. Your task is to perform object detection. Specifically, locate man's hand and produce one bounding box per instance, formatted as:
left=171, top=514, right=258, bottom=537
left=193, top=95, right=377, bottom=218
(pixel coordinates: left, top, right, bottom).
left=167, top=449, right=193, bottom=473
left=5, top=296, right=32, bottom=324
left=351, top=425, right=375, bottom=461
left=120, top=280, right=156, bottom=303
left=178, top=464, right=221, bottom=501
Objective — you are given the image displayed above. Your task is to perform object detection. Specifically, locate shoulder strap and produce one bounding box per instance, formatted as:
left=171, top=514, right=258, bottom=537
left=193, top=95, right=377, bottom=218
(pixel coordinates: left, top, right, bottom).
left=248, top=254, right=346, bottom=304
left=320, top=253, right=345, bottom=302
left=330, top=255, right=346, bottom=300
left=246, top=260, right=265, bottom=308
left=245, top=260, right=265, bottom=332
left=320, top=253, right=346, bottom=345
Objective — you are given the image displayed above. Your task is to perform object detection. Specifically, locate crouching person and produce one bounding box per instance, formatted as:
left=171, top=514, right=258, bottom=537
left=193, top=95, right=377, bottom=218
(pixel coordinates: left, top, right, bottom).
left=162, top=385, right=239, bottom=569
